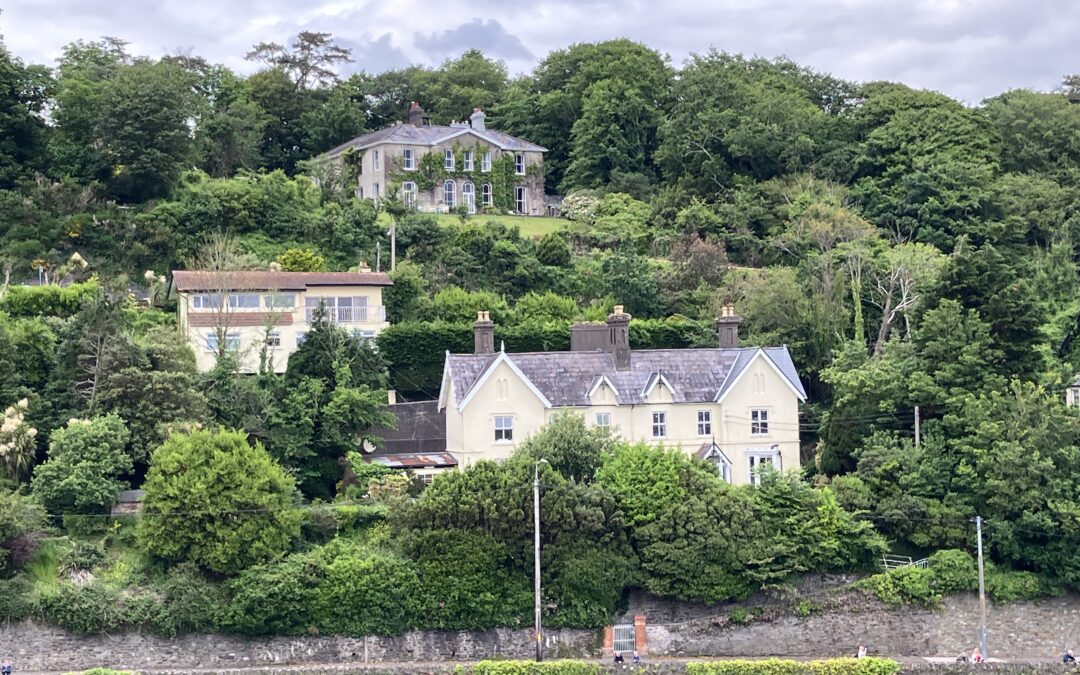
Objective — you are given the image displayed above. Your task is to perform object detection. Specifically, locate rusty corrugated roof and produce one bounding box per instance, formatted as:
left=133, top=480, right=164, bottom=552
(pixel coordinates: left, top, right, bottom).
left=172, top=271, right=392, bottom=291
left=367, top=452, right=458, bottom=469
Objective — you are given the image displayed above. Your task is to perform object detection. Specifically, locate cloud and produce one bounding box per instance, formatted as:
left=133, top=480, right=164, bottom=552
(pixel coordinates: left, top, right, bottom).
left=1, top=0, right=1077, bottom=102
left=413, top=19, right=534, bottom=64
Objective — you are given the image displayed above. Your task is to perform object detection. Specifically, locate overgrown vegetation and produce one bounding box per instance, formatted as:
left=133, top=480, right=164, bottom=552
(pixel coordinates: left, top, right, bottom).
left=2, top=23, right=1080, bottom=639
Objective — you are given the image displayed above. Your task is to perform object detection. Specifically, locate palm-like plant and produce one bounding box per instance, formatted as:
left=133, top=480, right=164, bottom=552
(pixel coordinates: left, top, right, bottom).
left=0, top=399, right=38, bottom=481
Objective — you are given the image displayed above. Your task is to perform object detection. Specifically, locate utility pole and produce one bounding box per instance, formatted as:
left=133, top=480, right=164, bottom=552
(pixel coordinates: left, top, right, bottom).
left=375, top=242, right=381, bottom=273
left=914, top=405, right=921, bottom=448
left=975, top=516, right=989, bottom=660
left=390, top=224, right=397, bottom=271
left=534, top=459, right=547, bottom=662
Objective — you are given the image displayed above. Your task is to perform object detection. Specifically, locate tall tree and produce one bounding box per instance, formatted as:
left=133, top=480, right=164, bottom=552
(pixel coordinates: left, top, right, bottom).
left=0, top=39, right=50, bottom=188
left=246, top=32, right=352, bottom=91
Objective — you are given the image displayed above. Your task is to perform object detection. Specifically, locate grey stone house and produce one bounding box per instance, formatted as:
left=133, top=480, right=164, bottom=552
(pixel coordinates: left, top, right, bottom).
left=319, top=102, right=547, bottom=216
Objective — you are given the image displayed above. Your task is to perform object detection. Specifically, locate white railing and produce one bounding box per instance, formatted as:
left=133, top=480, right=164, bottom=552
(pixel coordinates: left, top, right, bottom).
left=882, top=554, right=930, bottom=571
left=305, top=306, right=386, bottom=324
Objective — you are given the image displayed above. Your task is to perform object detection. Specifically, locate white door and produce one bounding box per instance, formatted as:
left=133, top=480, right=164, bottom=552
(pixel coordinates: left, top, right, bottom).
left=463, top=183, right=476, bottom=214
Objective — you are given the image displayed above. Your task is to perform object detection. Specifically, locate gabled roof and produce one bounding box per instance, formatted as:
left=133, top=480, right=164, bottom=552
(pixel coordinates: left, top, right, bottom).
left=322, top=124, right=547, bottom=159
left=641, top=371, right=677, bottom=399
left=587, top=375, right=620, bottom=401
left=172, top=271, right=392, bottom=292
left=696, top=442, right=731, bottom=464
left=447, top=350, right=554, bottom=411
left=440, top=346, right=806, bottom=411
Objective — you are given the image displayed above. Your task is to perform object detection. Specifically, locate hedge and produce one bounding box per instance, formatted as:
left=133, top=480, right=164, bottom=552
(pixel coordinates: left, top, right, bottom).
left=378, top=317, right=715, bottom=399
left=686, top=658, right=901, bottom=675
left=0, top=280, right=97, bottom=318
left=471, top=660, right=601, bottom=675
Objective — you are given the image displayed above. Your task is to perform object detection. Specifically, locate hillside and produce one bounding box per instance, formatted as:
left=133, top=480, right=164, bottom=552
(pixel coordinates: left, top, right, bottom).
left=2, top=30, right=1080, bottom=638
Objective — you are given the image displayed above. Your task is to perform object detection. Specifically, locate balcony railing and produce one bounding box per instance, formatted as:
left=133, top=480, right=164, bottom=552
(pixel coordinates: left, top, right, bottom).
left=305, top=305, right=386, bottom=324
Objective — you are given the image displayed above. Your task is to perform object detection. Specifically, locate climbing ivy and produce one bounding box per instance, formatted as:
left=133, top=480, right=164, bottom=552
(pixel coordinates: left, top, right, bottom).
left=386, top=142, right=527, bottom=213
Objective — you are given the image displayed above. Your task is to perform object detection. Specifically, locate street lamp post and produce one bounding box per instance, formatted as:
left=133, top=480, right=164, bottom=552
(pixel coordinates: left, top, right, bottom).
left=534, top=459, right=547, bottom=662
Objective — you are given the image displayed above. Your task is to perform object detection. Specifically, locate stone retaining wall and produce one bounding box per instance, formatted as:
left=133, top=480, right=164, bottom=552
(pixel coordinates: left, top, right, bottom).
left=8, top=592, right=1080, bottom=672
left=0, top=624, right=599, bottom=673
left=648, top=594, right=1080, bottom=659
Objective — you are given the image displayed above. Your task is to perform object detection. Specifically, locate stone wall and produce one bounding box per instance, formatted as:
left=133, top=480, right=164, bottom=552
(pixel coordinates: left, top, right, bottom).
left=646, top=594, right=1080, bottom=660
left=8, top=592, right=1080, bottom=672
left=0, top=623, right=598, bottom=673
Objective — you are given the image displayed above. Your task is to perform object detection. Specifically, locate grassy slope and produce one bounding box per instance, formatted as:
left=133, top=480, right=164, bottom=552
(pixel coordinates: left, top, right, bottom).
left=377, top=212, right=569, bottom=238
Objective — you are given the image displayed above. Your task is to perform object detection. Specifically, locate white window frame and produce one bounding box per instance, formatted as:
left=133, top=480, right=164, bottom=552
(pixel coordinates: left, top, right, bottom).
left=751, top=408, right=769, bottom=436
left=482, top=182, right=493, bottom=207
left=373, top=150, right=381, bottom=172
left=402, top=181, right=417, bottom=207
left=444, top=180, right=456, bottom=208
left=464, top=150, right=474, bottom=171
left=265, top=331, right=281, bottom=348
left=515, top=153, right=525, bottom=175
left=403, top=148, right=415, bottom=170
left=228, top=293, right=259, bottom=309
left=373, top=182, right=380, bottom=202
left=444, top=149, right=455, bottom=171
left=462, top=182, right=476, bottom=214
left=515, top=185, right=527, bottom=214
left=205, top=331, right=240, bottom=353
left=747, top=450, right=780, bottom=487
left=595, top=412, right=611, bottom=429
left=356, top=186, right=363, bottom=199
left=697, top=410, right=712, bottom=437
left=263, top=293, right=295, bottom=310
left=481, top=151, right=492, bottom=172
left=494, top=415, right=514, bottom=443
left=651, top=411, right=667, bottom=438
left=191, top=293, right=222, bottom=310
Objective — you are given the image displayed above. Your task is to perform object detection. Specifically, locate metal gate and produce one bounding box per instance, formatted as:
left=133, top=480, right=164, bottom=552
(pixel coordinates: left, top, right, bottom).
left=613, top=624, right=635, bottom=654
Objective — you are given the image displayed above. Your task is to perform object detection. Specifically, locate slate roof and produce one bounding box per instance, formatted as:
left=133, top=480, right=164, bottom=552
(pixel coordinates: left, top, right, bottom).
left=364, top=401, right=447, bottom=456
left=442, top=347, right=806, bottom=410
left=322, top=123, right=547, bottom=158
left=173, top=271, right=392, bottom=292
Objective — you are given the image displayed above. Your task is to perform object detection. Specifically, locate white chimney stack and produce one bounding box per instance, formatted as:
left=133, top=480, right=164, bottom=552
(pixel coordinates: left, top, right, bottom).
left=470, top=107, right=486, bottom=131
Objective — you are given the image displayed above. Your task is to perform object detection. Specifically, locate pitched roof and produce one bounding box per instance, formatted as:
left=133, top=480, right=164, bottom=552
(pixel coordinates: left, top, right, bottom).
left=322, top=124, right=547, bottom=158
left=441, top=346, right=806, bottom=411
left=172, top=271, right=392, bottom=292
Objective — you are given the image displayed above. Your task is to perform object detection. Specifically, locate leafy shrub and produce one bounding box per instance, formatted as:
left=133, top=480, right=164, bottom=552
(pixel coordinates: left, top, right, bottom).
left=138, top=428, right=301, bottom=575
left=686, top=658, right=901, bottom=675
left=151, top=562, right=226, bottom=636
left=60, top=539, right=106, bottom=574
left=314, top=543, right=421, bottom=636
left=858, top=565, right=940, bottom=607
left=0, top=576, right=33, bottom=621
left=38, top=581, right=124, bottom=634
left=0, top=280, right=97, bottom=318
left=225, top=552, right=323, bottom=635
left=927, top=549, right=977, bottom=593
left=987, top=568, right=1056, bottom=603
left=473, top=660, right=601, bottom=675
left=32, top=415, right=132, bottom=515
left=728, top=607, right=750, bottom=624
left=0, top=489, right=49, bottom=574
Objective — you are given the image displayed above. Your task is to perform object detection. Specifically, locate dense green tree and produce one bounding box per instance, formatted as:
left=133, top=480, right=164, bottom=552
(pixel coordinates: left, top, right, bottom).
left=138, top=428, right=301, bottom=575
left=31, top=414, right=132, bottom=515
left=423, top=50, right=508, bottom=124
left=0, top=40, right=50, bottom=187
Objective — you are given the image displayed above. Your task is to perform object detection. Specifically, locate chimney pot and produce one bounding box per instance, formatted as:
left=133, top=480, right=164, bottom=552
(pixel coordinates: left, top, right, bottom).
left=715, top=305, right=742, bottom=349
left=474, top=309, right=495, bottom=354
left=606, top=305, right=632, bottom=371
left=408, top=102, right=425, bottom=127
left=470, top=107, right=487, bottom=131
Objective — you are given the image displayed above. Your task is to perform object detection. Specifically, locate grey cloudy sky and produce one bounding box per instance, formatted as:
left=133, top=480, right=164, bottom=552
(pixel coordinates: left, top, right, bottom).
left=0, top=0, right=1073, bottom=102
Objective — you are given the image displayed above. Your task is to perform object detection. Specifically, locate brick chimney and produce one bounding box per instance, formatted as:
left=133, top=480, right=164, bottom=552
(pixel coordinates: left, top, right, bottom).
left=474, top=310, right=495, bottom=354
left=407, top=101, right=425, bottom=127
left=470, top=107, right=486, bottom=131
left=715, top=305, right=742, bottom=348
left=607, top=305, right=632, bottom=371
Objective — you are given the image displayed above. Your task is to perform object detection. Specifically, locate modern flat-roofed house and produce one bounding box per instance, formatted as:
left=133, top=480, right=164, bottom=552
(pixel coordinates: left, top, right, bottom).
left=173, top=270, right=392, bottom=373
left=437, top=306, right=807, bottom=486
left=318, top=102, right=546, bottom=216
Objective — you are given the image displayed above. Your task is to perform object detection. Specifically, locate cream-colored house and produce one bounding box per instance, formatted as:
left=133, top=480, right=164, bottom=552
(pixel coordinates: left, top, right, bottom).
left=173, top=270, right=392, bottom=374
left=437, top=306, right=807, bottom=485
left=318, top=102, right=547, bottom=216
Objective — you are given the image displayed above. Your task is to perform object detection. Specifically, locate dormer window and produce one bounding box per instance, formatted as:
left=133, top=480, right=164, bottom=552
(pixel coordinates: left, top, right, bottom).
left=444, top=149, right=455, bottom=171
